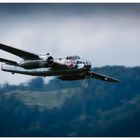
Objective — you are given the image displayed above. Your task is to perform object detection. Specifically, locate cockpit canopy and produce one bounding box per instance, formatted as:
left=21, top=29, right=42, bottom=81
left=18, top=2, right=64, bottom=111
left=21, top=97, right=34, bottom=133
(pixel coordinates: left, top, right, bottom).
left=66, top=55, right=80, bottom=60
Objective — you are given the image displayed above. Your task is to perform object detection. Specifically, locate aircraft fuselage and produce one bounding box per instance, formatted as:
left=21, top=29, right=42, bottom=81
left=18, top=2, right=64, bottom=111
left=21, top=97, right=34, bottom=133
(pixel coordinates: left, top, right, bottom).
left=1, top=55, right=92, bottom=78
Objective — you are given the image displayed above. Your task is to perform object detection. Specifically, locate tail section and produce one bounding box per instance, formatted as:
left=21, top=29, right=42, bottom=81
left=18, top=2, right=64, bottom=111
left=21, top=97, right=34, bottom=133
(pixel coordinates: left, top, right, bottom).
left=0, top=58, right=18, bottom=66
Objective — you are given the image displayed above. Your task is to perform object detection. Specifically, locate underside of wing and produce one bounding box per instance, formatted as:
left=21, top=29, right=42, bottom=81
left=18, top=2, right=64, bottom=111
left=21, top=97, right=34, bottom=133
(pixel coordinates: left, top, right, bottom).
left=0, top=58, right=18, bottom=66
left=89, top=71, right=120, bottom=83
left=0, top=43, right=40, bottom=60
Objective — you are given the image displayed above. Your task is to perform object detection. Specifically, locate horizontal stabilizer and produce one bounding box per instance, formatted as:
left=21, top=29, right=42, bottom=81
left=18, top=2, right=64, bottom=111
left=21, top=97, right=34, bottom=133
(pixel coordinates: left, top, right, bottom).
left=0, top=58, right=18, bottom=66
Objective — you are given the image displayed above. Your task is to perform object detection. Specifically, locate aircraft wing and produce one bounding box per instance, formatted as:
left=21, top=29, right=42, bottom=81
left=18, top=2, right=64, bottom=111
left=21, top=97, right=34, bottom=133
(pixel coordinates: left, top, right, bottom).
left=0, top=58, right=18, bottom=66
left=0, top=43, right=40, bottom=60
left=89, top=71, right=120, bottom=83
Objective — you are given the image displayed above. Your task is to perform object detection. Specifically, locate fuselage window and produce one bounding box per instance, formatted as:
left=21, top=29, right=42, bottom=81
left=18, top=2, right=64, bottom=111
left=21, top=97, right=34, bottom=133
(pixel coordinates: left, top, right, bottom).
left=77, top=61, right=85, bottom=64
left=77, top=61, right=80, bottom=64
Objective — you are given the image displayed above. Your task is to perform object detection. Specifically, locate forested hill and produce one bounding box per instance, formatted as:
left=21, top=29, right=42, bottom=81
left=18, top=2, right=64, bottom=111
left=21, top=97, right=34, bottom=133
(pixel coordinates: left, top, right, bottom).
left=0, top=66, right=140, bottom=136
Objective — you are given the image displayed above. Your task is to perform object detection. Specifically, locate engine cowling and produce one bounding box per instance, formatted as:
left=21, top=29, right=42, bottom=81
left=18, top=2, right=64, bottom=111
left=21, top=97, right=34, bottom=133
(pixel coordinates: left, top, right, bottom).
left=45, top=56, right=54, bottom=66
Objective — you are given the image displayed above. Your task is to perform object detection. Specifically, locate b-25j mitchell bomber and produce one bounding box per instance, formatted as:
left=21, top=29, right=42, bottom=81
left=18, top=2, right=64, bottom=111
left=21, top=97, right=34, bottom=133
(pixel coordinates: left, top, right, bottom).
left=0, top=43, right=120, bottom=83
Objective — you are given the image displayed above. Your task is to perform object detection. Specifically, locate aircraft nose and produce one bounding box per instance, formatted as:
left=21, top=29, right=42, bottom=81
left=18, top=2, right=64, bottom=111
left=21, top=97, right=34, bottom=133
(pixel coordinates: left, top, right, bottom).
left=84, top=64, right=91, bottom=70
left=88, top=64, right=91, bottom=70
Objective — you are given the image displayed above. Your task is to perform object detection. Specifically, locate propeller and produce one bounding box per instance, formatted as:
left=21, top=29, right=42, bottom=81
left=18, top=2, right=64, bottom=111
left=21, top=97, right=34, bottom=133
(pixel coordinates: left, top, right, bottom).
left=82, top=72, right=92, bottom=88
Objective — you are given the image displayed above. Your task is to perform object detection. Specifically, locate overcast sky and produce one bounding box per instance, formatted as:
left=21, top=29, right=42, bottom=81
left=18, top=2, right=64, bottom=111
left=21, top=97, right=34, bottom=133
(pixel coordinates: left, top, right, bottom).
left=0, top=3, right=140, bottom=85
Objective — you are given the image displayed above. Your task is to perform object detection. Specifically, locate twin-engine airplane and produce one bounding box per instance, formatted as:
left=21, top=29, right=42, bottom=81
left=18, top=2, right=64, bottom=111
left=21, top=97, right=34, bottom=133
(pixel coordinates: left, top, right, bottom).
left=0, top=43, right=120, bottom=83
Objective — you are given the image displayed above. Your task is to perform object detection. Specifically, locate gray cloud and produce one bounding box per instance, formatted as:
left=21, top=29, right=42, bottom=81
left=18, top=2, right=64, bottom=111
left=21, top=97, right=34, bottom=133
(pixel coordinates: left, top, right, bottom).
left=0, top=3, right=140, bottom=85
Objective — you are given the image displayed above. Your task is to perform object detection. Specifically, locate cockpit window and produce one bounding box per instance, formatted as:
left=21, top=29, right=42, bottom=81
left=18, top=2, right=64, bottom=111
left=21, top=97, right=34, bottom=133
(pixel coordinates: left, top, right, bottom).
left=74, top=56, right=80, bottom=59
left=66, top=56, right=80, bottom=60
left=66, top=57, right=72, bottom=60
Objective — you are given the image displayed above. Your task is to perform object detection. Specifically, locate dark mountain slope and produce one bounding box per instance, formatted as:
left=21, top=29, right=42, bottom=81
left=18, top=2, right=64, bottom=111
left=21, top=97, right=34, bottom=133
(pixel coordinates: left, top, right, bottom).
left=0, top=66, right=140, bottom=136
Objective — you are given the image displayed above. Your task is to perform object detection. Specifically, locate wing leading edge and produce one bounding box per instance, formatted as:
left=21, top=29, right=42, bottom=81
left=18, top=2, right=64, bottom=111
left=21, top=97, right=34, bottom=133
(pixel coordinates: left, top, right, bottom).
left=0, top=43, right=40, bottom=60
left=89, top=71, right=120, bottom=83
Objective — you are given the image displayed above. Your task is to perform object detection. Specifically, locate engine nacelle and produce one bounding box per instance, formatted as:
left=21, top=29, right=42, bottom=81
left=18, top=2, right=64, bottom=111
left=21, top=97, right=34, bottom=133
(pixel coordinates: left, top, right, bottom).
left=45, top=56, right=54, bottom=66
left=19, top=55, right=54, bottom=69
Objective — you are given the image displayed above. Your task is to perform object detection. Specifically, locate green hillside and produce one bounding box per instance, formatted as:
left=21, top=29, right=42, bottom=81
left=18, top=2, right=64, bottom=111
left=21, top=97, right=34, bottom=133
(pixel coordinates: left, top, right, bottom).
left=4, top=88, right=81, bottom=109
left=0, top=66, right=140, bottom=136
